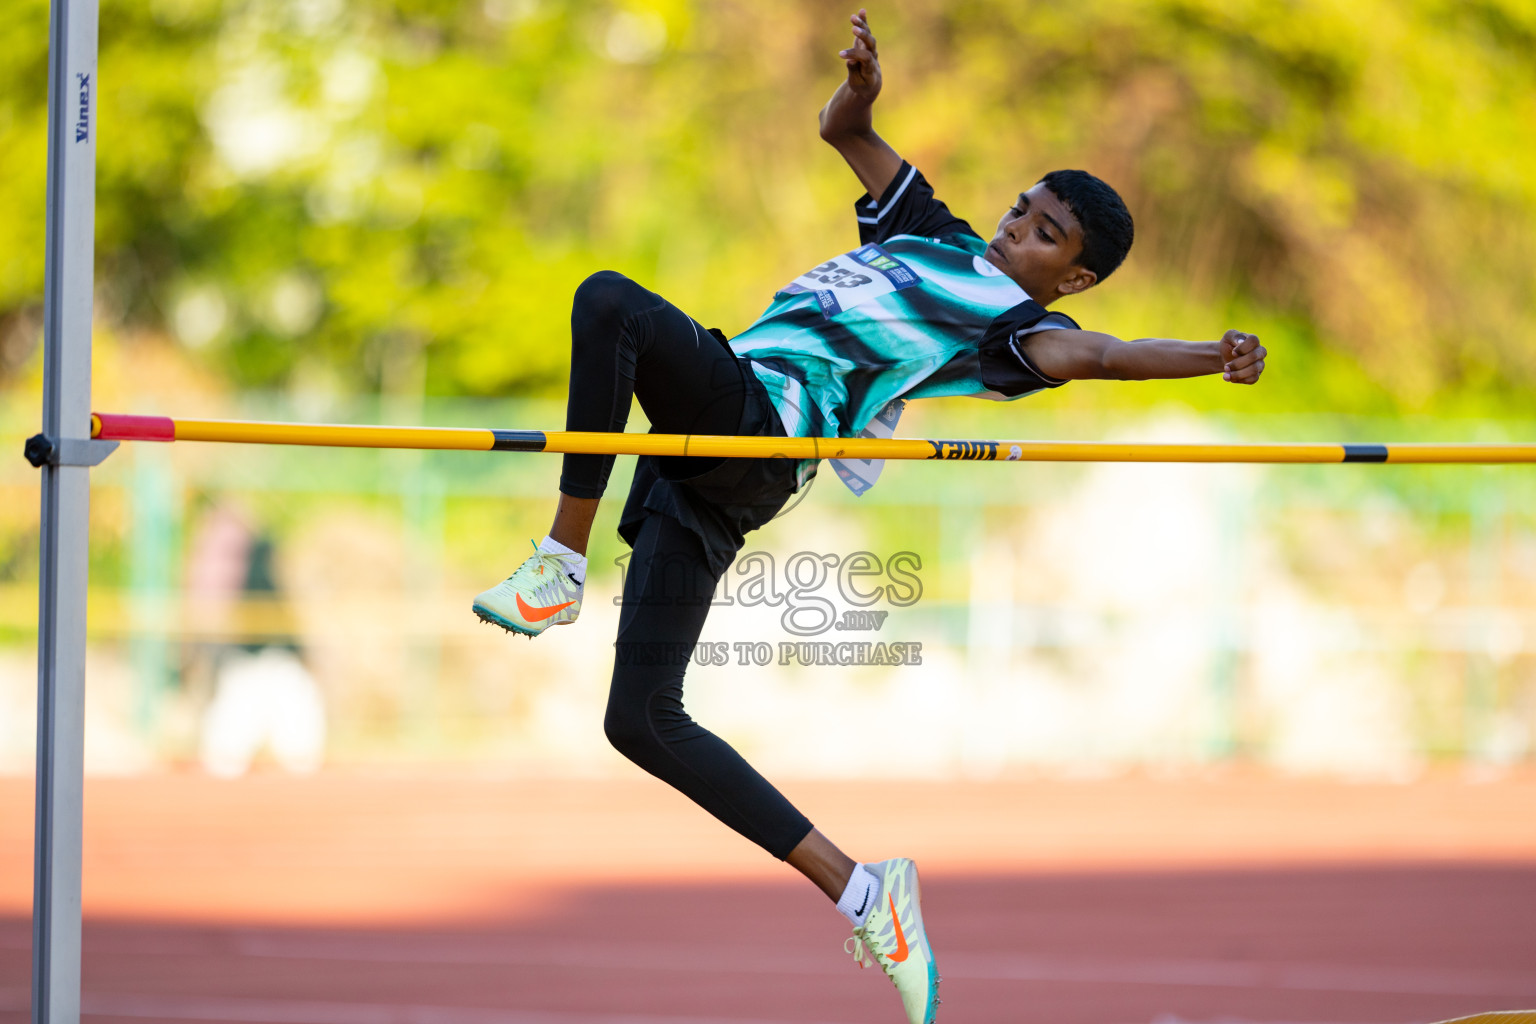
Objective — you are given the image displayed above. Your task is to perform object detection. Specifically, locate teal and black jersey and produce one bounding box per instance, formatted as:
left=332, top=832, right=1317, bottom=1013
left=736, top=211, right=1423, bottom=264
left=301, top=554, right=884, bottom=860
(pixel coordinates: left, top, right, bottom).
left=729, top=162, right=1079, bottom=446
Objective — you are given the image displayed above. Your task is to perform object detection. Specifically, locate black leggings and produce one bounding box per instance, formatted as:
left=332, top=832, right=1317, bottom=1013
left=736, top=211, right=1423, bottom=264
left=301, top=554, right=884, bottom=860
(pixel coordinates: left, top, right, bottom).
left=565, top=272, right=815, bottom=861
left=560, top=270, right=751, bottom=498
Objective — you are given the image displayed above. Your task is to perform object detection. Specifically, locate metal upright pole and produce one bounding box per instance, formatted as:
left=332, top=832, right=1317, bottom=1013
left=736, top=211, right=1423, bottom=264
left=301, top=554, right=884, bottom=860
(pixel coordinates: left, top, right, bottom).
left=33, top=0, right=100, bottom=1012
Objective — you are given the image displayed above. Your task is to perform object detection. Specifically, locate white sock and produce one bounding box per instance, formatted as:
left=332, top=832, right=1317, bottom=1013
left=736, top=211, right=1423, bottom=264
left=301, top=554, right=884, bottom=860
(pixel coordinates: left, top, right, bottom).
left=537, top=535, right=586, bottom=584
left=835, top=865, right=881, bottom=926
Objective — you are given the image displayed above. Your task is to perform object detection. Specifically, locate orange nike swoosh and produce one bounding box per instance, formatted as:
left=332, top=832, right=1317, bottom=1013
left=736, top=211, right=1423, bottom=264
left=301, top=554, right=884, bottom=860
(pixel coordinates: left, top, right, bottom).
left=887, top=893, right=909, bottom=962
left=516, top=594, right=576, bottom=621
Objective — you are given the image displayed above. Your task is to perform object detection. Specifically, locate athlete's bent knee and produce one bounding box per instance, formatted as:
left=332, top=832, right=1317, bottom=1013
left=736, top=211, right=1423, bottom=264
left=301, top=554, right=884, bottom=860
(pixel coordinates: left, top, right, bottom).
left=602, top=700, right=656, bottom=765
left=572, top=270, right=646, bottom=333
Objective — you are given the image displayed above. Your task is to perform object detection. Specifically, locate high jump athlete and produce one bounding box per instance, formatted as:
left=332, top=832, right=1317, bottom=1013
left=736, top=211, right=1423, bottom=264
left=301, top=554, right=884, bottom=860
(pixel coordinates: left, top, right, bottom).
left=472, top=10, right=1267, bottom=1023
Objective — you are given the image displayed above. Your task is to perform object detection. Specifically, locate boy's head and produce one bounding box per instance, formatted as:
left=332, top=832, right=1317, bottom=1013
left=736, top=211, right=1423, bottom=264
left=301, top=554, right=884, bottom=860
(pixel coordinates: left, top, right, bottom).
left=983, top=169, right=1134, bottom=304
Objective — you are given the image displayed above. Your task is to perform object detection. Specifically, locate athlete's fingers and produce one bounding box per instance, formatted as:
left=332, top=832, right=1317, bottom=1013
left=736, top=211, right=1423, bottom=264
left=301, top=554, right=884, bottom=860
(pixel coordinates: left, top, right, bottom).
left=1220, top=331, right=1259, bottom=371
left=1225, top=343, right=1267, bottom=373
left=1227, top=359, right=1265, bottom=384
left=839, top=46, right=873, bottom=72
left=840, top=45, right=876, bottom=73
left=851, top=11, right=879, bottom=55
left=1220, top=328, right=1254, bottom=357
left=851, top=22, right=877, bottom=55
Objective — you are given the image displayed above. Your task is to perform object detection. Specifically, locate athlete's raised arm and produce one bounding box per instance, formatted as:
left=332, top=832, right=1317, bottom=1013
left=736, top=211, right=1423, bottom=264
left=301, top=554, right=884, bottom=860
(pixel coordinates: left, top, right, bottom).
left=819, top=9, right=903, bottom=200
left=1022, top=328, right=1269, bottom=385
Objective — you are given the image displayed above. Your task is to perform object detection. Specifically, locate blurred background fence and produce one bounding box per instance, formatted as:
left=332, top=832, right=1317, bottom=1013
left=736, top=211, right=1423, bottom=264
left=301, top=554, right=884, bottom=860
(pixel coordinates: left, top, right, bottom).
left=3, top=396, right=1533, bottom=780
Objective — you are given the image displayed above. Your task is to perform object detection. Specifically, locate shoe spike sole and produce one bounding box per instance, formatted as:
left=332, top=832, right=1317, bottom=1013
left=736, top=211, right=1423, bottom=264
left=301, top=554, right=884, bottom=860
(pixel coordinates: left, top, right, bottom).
left=473, top=606, right=539, bottom=638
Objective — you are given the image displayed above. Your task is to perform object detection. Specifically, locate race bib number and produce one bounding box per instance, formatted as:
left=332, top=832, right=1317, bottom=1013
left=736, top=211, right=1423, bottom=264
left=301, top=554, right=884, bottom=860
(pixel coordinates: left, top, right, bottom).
left=830, top=398, right=906, bottom=497
left=781, top=244, right=921, bottom=319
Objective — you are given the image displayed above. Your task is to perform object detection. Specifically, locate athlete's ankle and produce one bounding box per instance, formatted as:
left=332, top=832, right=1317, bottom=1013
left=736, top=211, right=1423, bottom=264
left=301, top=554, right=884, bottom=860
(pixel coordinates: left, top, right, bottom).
left=545, top=528, right=589, bottom=555
left=549, top=492, right=600, bottom=555
left=537, top=535, right=587, bottom=585
left=836, top=863, right=882, bottom=926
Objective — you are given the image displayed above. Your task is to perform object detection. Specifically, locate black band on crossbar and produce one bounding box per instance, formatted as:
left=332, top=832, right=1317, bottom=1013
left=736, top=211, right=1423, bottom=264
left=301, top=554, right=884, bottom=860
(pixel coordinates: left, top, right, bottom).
left=1342, top=444, right=1390, bottom=463
left=491, top=430, right=547, bottom=452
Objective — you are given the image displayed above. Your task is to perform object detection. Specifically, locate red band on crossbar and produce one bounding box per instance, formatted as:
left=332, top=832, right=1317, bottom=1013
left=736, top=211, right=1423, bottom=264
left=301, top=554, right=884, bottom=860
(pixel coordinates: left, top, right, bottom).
left=93, top=412, right=175, bottom=442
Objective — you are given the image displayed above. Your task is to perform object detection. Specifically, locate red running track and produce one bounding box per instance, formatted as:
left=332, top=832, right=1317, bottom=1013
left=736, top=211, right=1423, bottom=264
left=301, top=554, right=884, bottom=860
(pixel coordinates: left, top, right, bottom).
left=0, top=774, right=1533, bottom=1024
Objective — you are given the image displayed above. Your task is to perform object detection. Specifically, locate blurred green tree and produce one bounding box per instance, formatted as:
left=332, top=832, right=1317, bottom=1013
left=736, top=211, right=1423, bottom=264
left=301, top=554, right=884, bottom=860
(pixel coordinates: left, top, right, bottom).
left=1, top=0, right=1532, bottom=410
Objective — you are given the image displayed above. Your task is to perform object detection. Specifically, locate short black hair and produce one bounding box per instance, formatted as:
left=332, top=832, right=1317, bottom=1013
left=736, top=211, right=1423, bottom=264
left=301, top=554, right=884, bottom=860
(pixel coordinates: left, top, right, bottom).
left=1038, top=170, right=1134, bottom=283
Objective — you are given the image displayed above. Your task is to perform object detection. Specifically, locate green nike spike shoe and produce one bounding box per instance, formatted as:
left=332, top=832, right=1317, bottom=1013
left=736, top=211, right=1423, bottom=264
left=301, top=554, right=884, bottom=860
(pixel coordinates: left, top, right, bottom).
left=472, top=541, right=584, bottom=637
left=847, top=857, right=940, bottom=1024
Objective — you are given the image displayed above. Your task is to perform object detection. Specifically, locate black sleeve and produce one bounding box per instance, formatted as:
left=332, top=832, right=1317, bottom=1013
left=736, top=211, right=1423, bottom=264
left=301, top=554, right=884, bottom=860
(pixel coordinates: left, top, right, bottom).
left=855, top=162, right=980, bottom=245
left=977, top=302, right=1080, bottom=397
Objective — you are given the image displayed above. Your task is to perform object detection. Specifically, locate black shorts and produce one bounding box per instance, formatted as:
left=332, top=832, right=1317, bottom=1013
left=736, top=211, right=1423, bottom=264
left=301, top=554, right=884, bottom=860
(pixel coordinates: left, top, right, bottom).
left=617, top=352, right=810, bottom=578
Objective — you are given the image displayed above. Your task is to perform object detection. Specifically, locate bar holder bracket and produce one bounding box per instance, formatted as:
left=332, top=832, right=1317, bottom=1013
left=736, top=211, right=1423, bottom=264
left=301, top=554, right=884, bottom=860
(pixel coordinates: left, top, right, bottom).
left=24, top=434, right=119, bottom=468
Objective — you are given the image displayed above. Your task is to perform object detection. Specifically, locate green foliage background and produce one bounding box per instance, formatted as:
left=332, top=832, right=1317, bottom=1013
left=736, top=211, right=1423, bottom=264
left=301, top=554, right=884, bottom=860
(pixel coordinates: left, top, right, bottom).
left=2, top=0, right=1534, bottom=411
left=2, top=0, right=1536, bottom=768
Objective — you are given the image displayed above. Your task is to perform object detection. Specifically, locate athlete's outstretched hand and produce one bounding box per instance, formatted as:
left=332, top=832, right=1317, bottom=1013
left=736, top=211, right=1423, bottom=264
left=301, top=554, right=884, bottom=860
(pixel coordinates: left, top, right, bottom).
left=820, top=8, right=902, bottom=199
left=1221, top=330, right=1267, bottom=385
left=838, top=9, right=882, bottom=103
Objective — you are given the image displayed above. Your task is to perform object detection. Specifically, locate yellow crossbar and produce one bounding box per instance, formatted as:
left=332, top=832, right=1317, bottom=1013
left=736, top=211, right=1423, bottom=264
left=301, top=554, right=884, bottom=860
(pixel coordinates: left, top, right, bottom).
left=89, top=413, right=1536, bottom=464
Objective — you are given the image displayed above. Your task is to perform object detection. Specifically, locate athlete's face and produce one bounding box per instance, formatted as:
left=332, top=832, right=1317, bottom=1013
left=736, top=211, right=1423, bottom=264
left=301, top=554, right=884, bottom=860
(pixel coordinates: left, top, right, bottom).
left=984, top=183, right=1097, bottom=304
